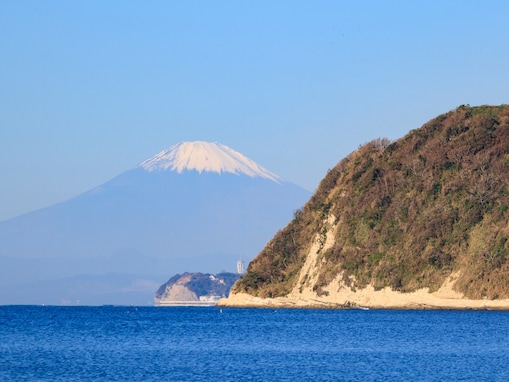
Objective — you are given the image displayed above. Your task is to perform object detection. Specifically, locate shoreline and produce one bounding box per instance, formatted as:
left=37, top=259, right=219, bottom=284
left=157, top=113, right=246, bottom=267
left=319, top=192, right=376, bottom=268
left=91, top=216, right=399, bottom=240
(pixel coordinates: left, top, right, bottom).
left=217, top=274, right=509, bottom=310
left=216, top=291, right=509, bottom=310
left=216, top=298, right=509, bottom=310
left=218, top=214, right=509, bottom=311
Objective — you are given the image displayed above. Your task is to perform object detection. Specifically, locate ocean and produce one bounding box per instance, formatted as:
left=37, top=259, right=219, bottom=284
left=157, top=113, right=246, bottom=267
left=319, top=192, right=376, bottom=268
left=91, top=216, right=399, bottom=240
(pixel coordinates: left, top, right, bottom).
left=1, top=305, right=508, bottom=381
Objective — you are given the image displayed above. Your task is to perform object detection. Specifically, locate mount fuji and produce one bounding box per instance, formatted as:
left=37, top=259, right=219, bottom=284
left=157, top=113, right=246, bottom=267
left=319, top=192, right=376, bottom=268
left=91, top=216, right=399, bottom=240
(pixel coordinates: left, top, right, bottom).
left=0, top=142, right=311, bottom=305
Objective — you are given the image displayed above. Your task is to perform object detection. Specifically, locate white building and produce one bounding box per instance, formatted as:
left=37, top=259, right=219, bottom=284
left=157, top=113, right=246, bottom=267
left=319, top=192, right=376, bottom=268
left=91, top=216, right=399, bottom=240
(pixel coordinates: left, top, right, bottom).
left=237, top=258, right=245, bottom=274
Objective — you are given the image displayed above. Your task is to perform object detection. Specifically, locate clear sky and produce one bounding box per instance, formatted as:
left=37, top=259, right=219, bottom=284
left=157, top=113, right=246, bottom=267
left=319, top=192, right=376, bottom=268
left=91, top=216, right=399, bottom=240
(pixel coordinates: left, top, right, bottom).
left=1, top=1, right=509, bottom=221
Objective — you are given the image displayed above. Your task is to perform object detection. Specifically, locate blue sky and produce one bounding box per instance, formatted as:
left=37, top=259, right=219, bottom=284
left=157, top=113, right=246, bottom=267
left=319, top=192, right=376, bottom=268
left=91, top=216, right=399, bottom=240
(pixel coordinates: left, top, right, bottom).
left=1, top=1, right=509, bottom=221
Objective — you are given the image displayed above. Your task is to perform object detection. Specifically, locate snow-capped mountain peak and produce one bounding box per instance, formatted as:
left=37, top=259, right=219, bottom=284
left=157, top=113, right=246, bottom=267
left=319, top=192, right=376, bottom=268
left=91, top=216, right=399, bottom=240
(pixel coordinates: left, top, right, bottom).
left=138, top=141, right=282, bottom=182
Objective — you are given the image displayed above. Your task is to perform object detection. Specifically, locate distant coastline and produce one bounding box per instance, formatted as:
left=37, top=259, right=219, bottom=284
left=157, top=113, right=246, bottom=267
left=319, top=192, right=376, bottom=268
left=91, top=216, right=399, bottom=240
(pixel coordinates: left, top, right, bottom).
left=156, top=301, right=219, bottom=307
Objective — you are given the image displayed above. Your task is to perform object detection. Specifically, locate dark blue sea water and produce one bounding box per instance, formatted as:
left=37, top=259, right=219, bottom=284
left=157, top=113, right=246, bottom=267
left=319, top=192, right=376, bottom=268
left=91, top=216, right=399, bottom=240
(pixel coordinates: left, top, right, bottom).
left=1, top=306, right=508, bottom=381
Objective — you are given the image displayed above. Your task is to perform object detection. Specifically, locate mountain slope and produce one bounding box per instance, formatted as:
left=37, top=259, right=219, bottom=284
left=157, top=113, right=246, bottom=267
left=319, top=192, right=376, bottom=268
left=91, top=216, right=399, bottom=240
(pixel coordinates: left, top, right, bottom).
left=0, top=141, right=310, bottom=305
left=222, top=105, right=509, bottom=309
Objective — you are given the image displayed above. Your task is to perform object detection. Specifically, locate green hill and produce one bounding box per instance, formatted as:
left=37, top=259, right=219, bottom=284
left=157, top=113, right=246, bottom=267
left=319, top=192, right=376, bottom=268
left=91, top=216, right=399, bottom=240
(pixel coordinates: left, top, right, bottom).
left=232, top=105, right=509, bottom=302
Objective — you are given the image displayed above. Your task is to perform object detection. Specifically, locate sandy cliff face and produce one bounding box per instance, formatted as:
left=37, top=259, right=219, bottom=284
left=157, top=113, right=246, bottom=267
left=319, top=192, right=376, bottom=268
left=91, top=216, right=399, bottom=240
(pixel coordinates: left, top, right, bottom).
left=219, top=213, right=509, bottom=309
left=156, top=274, right=199, bottom=303
left=220, top=105, right=509, bottom=309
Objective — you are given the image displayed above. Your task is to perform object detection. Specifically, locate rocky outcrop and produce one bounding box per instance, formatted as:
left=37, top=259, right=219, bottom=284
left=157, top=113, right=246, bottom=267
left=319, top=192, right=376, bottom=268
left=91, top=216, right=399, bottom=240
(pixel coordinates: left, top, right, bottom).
left=220, top=105, right=509, bottom=309
left=155, top=272, right=239, bottom=306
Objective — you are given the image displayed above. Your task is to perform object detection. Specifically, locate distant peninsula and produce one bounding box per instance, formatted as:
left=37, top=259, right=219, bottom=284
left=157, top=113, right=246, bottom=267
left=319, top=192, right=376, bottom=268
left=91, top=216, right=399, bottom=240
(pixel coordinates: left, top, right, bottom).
left=218, top=105, right=509, bottom=309
left=155, top=272, right=240, bottom=306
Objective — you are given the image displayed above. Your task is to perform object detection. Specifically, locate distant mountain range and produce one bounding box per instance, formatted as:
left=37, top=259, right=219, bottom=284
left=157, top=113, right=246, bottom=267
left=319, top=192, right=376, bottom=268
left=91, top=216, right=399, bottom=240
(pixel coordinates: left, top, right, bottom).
left=0, top=141, right=310, bottom=305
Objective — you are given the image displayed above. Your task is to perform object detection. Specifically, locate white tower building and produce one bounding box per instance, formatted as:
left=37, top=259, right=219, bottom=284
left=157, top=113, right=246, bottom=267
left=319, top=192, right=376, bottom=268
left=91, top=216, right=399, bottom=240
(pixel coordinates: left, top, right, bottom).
left=237, top=258, right=245, bottom=274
